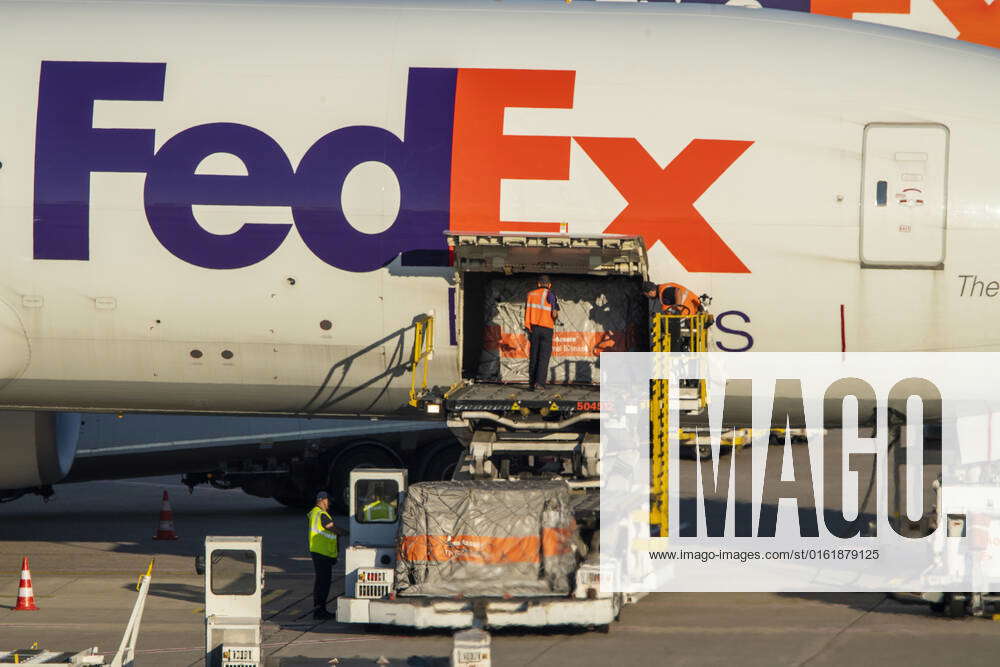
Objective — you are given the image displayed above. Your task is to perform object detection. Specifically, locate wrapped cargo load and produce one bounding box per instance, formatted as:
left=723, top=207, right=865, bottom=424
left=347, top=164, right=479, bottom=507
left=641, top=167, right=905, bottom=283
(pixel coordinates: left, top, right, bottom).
left=477, top=276, right=645, bottom=384
left=395, top=480, right=580, bottom=597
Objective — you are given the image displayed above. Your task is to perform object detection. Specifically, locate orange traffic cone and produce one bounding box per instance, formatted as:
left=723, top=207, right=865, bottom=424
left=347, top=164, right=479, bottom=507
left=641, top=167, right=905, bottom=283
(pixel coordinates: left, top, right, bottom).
left=152, top=490, right=179, bottom=540
left=14, top=557, right=38, bottom=611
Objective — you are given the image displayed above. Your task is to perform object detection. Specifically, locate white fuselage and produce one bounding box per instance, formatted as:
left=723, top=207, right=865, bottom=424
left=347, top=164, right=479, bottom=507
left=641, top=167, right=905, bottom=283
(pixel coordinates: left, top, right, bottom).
left=1, top=0, right=999, bottom=417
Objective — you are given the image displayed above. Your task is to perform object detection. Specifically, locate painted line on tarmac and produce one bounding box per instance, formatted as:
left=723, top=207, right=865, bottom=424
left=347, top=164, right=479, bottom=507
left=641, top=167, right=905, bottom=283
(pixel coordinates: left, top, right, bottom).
left=88, top=635, right=375, bottom=658
left=265, top=637, right=378, bottom=647
left=613, top=623, right=988, bottom=636
left=266, top=593, right=311, bottom=620
left=263, top=574, right=344, bottom=623
left=616, top=624, right=844, bottom=635
left=0, top=577, right=78, bottom=611
left=261, top=588, right=289, bottom=606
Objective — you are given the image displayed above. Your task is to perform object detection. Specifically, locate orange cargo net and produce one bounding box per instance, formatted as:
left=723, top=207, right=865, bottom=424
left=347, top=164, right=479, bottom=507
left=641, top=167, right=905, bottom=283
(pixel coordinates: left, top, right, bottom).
left=483, top=325, right=633, bottom=359
left=401, top=526, right=574, bottom=564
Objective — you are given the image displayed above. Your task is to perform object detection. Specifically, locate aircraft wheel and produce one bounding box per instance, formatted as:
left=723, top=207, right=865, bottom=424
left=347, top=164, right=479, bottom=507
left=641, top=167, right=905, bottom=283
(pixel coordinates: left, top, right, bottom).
left=418, top=439, right=464, bottom=481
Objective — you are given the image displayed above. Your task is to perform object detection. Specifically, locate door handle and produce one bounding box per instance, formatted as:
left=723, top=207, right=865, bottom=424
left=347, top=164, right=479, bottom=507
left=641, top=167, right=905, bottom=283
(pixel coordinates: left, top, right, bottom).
left=876, top=180, right=888, bottom=207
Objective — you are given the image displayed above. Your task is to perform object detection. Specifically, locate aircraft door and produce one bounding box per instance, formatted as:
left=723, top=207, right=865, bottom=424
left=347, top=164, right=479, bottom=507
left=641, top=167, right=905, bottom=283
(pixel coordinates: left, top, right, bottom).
left=860, top=123, right=948, bottom=269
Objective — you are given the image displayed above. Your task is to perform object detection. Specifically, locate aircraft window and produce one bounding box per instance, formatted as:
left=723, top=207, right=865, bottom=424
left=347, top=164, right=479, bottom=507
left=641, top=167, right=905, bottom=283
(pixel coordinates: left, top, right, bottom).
left=876, top=180, right=888, bottom=207
left=210, top=549, right=257, bottom=595
left=355, top=479, right=399, bottom=523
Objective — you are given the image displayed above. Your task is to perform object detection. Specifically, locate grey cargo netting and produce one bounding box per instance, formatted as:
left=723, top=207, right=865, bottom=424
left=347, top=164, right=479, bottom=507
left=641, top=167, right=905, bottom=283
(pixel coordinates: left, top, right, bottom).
left=394, top=480, right=580, bottom=597
left=477, top=276, right=645, bottom=384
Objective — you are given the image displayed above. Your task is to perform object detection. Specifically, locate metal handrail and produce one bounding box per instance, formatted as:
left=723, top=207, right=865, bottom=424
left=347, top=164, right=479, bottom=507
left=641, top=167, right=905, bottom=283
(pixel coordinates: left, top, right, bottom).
left=652, top=312, right=710, bottom=352
left=408, top=311, right=435, bottom=408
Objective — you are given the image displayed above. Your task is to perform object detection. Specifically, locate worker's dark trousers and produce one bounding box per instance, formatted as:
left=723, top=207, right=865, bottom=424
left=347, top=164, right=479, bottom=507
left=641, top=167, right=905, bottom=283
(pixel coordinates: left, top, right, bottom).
left=528, top=325, right=554, bottom=387
left=311, top=552, right=337, bottom=612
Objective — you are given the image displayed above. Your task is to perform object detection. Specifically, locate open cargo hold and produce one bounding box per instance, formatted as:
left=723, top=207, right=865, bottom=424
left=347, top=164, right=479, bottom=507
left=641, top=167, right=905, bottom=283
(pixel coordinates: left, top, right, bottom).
left=450, top=233, right=649, bottom=386
left=394, top=480, right=580, bottom=597
left=476, top=275, right=645, bottom=384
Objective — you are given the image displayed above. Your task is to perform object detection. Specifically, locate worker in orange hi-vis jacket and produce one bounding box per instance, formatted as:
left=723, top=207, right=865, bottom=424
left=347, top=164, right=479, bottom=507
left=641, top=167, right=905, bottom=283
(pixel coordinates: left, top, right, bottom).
left=643, top=281, right=714, bottom=352
left=645, top=281, right=702, bottom=316
left=524, top=274, right=560, bottom=391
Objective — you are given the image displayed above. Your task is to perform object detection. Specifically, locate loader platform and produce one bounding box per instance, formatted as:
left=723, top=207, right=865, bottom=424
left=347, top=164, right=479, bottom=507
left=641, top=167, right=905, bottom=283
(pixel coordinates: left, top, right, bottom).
left=445, top=382, right=602, bottom=414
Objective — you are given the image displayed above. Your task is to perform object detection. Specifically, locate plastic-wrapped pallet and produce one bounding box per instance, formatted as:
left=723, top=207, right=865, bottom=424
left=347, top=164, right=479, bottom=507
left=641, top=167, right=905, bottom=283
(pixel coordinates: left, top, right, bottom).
left=395, top=480, right=580, bottom=597
left=477, top=276, right=644, bottom=384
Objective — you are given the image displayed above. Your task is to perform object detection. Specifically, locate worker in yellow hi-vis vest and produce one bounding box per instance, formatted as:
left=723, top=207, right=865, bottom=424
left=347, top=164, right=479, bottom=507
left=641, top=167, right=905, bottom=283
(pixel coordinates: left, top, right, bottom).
left=307, top=491, right=344, bottom=621
left=362, top=497, right=397, bottom=522
left=360, top=481, right=398, bottom=522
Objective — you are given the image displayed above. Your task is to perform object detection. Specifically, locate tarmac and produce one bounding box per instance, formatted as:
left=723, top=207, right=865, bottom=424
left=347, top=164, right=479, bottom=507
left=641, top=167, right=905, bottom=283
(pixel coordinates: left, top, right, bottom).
left=0, top=454, right=998, bottom=666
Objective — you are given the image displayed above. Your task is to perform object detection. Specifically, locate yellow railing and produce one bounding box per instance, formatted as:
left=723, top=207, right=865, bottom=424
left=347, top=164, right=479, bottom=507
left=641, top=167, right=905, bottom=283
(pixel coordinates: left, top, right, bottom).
left=650, top=316, right=669, bottom=536
left=649, top=312, right=709, bottom=537
left=408, top=311, right=435, bottom=408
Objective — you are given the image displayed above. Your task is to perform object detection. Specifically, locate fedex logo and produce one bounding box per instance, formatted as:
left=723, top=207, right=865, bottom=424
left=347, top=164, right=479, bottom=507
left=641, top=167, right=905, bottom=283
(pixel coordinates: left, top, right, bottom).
left=34, top=61, right=751, bottom=273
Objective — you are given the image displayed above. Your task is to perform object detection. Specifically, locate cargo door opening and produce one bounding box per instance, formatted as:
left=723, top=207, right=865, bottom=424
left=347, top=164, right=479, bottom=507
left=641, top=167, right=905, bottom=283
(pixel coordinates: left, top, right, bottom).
left=467, top=274, right=646, bottom=384
left=448, top=233, right=650, bottom=386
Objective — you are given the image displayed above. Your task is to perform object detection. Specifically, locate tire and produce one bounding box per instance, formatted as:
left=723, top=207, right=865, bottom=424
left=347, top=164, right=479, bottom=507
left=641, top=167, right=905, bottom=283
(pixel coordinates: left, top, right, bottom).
left=418, top=439, right=464, bottom=481
left=768, top=432, right=782, bottom=446
left=325, top=442, right=403, bottom=514
left=697, top=445, right=712, bottom=460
